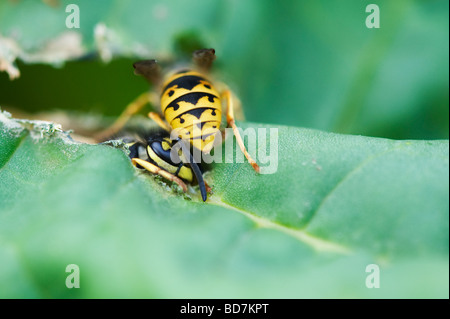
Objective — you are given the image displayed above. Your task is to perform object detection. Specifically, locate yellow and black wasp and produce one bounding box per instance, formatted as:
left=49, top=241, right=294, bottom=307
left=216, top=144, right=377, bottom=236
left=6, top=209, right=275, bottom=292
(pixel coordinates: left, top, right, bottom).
left=98, top=49, right=259, bottom=201
left=124, top=129, right=208, bottom=201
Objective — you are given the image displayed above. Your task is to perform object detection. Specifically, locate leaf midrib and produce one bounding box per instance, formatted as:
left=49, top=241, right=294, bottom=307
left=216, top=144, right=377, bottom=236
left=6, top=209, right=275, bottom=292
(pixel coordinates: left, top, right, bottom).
left=209, top=196, right=351, bottom=255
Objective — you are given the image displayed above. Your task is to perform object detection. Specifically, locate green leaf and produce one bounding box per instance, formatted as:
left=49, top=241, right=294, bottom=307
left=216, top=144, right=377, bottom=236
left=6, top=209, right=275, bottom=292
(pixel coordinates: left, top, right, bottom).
left=0, top=112, right=448, bottom=298
left=212, top=124, right=449, bottom=259
left=1, top=0, right=448, bottom=139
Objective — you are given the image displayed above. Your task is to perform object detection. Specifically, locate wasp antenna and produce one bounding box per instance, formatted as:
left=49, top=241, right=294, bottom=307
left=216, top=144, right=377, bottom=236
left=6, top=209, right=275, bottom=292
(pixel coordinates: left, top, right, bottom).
left=186, top=151, right=207, bottom=202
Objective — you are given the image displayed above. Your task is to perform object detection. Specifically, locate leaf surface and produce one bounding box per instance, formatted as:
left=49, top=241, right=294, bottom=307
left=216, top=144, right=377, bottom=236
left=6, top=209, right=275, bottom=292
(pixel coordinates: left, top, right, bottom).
left=0, top=112, right=448, bottom=298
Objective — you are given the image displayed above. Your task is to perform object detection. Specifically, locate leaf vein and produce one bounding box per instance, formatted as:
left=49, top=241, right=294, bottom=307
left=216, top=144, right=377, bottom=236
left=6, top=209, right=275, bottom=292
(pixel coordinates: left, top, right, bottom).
left=304, top=142, right=407, bottom=227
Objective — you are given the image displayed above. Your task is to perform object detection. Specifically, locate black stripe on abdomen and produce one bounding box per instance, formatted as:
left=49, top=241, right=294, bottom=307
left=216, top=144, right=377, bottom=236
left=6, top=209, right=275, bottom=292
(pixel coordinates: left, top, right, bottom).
left=162, top=75, right=208, bottom=95
left=172, top=107, right=218, bottom=124
left=163, top=92, right=218, bottom=113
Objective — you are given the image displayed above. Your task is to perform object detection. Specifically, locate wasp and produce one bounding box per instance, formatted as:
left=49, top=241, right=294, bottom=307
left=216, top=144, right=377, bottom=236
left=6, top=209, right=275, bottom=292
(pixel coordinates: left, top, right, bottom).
left=97, top=49, right=259, bottom=201
left=125, top=129, right=208, bottom=200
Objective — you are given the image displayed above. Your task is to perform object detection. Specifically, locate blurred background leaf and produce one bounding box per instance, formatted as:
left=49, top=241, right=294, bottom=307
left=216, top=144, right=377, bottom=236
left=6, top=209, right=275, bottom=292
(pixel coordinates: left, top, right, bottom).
left=0, top=0, right=448, bottom=139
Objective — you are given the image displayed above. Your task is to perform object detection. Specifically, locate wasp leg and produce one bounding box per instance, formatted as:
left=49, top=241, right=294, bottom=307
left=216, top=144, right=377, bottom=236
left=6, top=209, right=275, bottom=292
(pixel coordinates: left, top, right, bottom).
left=193, top=48, right=216, bottom=72
left=223, top=90, right=260, bottom=173
left=229, top=89, right=245, bottom=121
left=131, top=158, right=188, bottom=193
left=148, top=112, right=171, bottom=131
left=95, top=91, right=157, bottom=141
left=95, top=60, right=162, bottom=141
left=133, top=59, right=162, bottom=85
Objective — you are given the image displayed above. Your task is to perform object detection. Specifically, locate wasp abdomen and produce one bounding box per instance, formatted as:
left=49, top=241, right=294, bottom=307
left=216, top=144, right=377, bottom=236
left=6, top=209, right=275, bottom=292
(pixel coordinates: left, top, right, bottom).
left=160, top=70, right=222, bottom=151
